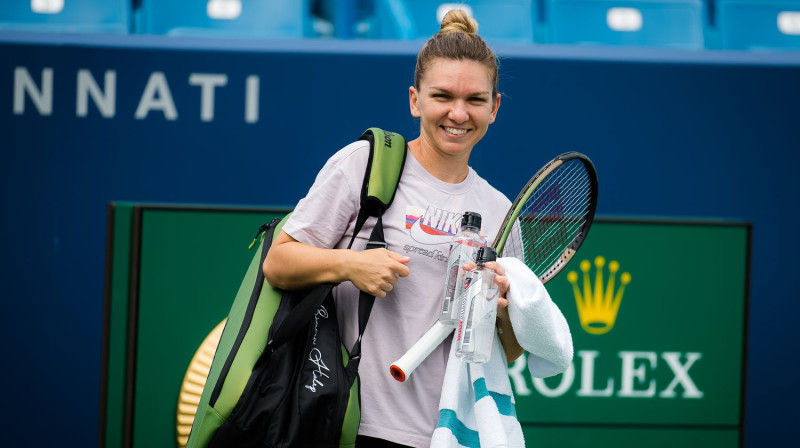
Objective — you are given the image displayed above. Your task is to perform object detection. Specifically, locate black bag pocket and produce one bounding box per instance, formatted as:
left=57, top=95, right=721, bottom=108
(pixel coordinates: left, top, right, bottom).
left=208, top=287, right=356, bottom=448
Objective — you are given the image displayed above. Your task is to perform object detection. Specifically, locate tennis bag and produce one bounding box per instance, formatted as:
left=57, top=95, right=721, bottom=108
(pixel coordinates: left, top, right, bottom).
left=186, top=128, right=407, bottom=448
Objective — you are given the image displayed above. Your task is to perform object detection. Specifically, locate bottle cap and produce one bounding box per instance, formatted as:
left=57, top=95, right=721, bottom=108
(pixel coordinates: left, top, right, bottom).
left=461, top=211, right=482, bottom=229
left=476, top=246, right=497, bottom=263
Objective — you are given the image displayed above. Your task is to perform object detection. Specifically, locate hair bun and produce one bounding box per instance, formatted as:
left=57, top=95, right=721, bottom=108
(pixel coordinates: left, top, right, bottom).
left=439, top=8, right=478, bottom=34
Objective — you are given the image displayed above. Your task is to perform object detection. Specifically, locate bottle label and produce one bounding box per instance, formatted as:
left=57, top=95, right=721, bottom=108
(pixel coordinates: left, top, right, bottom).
left=444, top=261, right=459, bottom=302
left=458, top=277, right=482, bottom=350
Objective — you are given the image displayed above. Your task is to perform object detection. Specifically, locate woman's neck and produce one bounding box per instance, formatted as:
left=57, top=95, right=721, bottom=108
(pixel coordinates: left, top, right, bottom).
left=407, top=138, right=470, bottom=184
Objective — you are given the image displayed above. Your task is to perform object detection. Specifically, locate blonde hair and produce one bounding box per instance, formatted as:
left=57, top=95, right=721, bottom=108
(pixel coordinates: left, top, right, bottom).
left=414, top=9, right=499, bottom=98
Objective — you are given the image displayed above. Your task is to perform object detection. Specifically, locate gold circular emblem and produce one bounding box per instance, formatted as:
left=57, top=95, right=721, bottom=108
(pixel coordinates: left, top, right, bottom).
left=175, top=320, right=226, bottom=448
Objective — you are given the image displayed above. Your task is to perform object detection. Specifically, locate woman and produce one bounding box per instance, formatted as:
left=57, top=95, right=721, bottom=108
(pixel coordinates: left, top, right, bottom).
left=264, top=10, right=525, bottom=447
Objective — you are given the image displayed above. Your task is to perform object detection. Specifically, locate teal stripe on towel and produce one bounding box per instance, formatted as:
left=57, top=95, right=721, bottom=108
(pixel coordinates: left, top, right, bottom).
left=472, top=378, right=517, bottom=418
left=473, top=377, right=490, bottom=401
left=437, top=409, right=480, bottom=448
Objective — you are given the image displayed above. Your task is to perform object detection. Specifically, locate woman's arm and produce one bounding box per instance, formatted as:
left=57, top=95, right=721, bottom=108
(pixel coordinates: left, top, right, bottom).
left=495, top=295, right=524, bottom=362
left=263, top=230, right=411, bottom=298
left=491, top=262, right=525, bottom=363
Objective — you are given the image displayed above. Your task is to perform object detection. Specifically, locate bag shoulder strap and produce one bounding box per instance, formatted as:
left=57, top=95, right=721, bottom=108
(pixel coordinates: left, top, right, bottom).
left=267, top=128, right=407, bottom=356
left=360, top=127, right=407, bottom=212
left=345, top=128, right=407, bottom=364
left=348, top=127, right=407, bottom=250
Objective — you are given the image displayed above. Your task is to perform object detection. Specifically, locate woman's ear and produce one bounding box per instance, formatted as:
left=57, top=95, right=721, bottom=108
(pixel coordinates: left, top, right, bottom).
left=489, top=93, right=501, bottom=123
left=409, top=86, right=421, bottom=117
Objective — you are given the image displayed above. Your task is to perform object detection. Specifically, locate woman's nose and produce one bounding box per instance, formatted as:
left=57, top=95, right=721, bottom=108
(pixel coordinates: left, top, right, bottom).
left=448, top=101, right=469, bottom=122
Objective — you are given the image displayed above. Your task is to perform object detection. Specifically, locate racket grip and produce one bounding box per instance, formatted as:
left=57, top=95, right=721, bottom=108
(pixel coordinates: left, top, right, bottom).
left=389, top=321, right=454, bottom=382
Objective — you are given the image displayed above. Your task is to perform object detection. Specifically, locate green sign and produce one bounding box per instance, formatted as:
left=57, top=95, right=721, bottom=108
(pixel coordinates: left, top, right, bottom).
left=511, top=220, right=749, bottom=443
left=103, top=208, right=748, bottom=447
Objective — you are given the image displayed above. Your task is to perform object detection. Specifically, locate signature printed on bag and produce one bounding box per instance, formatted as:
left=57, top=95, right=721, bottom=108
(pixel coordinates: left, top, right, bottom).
left=310, top=305, right=328, bottom=346
left=306, top=348, right=330, bottom=392
left=305, top=305, right=331, bottom=393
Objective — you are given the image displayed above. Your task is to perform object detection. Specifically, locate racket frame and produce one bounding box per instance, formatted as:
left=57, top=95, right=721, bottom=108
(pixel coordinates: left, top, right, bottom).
left=493, top=151, right=598, bottom=284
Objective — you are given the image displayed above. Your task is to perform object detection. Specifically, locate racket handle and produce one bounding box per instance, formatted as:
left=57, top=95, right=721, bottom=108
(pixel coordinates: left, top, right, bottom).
left=389, top=321, right=453, bottom=382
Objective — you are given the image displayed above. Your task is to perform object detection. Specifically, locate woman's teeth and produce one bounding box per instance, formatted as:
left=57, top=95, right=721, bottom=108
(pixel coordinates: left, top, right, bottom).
left=444, top=127, right=467, bottom=135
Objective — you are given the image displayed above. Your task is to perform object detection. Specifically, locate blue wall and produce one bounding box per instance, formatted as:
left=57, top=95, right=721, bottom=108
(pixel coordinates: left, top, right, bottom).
left=1, top=31, right=799, bottom=446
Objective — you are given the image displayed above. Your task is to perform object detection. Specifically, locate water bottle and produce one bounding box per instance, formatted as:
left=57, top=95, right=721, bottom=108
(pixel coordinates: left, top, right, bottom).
left=456, top=247, right=499, bottom=364
left=438, top=212, right=486, bottom=326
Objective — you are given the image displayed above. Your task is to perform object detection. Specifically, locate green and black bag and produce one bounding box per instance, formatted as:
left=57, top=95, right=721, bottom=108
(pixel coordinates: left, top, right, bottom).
left=186, top=128, right=407, bottom=448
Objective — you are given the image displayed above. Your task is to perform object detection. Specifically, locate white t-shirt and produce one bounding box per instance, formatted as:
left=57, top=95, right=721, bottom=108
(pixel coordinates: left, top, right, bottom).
left=283, top=140, right=513, bottom=447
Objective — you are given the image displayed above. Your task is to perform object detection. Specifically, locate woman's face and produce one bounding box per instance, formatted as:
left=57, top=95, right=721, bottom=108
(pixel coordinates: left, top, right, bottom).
left=410, top=58, right=500, bottom=161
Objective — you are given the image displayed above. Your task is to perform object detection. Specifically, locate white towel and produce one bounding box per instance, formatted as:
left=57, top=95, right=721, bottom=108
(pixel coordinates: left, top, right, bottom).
left=499, top=257, right=574, bottom=378
left=431, top=338, right=523, bottom=448
left=431, top=257, right=573, bottom=448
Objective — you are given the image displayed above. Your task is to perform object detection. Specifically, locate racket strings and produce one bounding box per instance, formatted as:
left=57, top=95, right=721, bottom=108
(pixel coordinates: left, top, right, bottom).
left=527, top=163, right=589, bottom=224
left=526, top=198, right=589, bottom=267
left=530, top=175, right=591, bottom=239
left=518, top=160, right=592, bottom=273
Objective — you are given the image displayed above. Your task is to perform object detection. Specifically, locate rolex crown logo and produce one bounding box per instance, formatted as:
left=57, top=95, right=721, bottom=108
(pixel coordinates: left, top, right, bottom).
left=567, top=256, right=631, bottom=335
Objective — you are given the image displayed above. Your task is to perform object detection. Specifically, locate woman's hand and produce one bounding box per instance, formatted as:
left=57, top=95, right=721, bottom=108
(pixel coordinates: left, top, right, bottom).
left=346, top=248, right=411, bottom=298
left=462, top=260, right=524, bottom=363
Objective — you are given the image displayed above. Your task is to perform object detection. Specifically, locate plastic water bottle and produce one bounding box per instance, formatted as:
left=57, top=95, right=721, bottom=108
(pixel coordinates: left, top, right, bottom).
left=439, top=212, right=486, bottom=326
left=456, top=247, right=499, bottom=364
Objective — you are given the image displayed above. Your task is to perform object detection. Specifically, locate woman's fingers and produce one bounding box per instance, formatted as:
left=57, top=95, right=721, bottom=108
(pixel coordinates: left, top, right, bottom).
left=351, top=249, right=411, bottom=297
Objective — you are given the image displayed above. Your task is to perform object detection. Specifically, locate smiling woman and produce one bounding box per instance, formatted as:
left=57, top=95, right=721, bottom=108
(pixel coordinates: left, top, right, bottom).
left=259, top=8, right=571, bottom=448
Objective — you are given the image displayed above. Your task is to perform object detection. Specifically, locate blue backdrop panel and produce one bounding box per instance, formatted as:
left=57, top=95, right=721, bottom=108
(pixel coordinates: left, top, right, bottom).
left=1, top=32, right=799, bottom=446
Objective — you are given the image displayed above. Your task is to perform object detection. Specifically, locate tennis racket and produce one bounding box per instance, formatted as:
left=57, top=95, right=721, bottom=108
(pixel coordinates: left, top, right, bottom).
left=390, top=151, right=598, bottom=382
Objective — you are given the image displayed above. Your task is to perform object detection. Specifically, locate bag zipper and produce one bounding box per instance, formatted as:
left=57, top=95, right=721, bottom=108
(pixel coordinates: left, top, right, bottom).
left=208, top=217, right=281, bottom=407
